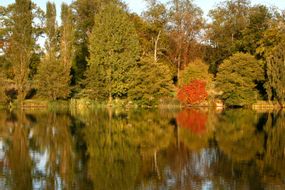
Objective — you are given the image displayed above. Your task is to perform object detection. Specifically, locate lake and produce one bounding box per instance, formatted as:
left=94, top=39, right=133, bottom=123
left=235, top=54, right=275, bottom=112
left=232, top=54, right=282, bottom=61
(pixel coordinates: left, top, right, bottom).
left=0, top=108, right=284, bottom=190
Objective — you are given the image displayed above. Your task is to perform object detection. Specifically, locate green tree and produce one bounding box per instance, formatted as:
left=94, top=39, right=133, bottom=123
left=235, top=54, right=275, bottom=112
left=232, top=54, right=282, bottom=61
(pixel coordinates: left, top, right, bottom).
left=71, top=0, right=120, bottom=88
left=239, top=5, right=271, bottom=56
left=265, top=42, right=285, bottom=105
left=7, top=0, right=34, bottom=105
left=71, top=0, right=98, bottom=86
left=128, top=56, right=174, bottom=105
left=179, top=59, right=212, bottom=86
left=36, top=2, right=70, bottom=100
left=84, top=3, right=140, bottom=102
left=216, top=53, right=264, bottom=106
left=142, top=0, right=168, bottom=63
left=258, top=15, right=285, bottom=105
left=206, top=0, right=250, bottom=73
left=59, top=3, right=73, bottom=96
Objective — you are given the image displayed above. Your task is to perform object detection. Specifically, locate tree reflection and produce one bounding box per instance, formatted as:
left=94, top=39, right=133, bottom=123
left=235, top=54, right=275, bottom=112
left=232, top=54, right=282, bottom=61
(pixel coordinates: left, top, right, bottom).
left=77, top=108, right=175, bottom=190
left=0, top=108, right=284, bottom=190
left=28, top=111, right=75, bottom=190
left=215, top=109, right=264, bottom=162
left=0, top=110, right=77, bottom=190
left=261, top=111, right=285, bottom=186
left=212, top=110, right=285, bottom=189
left=0, top=111, right=32, bottom=190
left=176, top=109, right=208, bottom=135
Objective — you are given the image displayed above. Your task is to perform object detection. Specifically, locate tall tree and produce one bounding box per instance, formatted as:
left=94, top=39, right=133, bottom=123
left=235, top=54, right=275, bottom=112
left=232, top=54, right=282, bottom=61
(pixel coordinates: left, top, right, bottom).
left=71, top=0, right=98, bottom=85
left=7, top=0, right=34, bottom=105
left=206, top=0, right=250, bottom=73
left=258, top=12, right=285, bottom=105
left=36, top=2, right=70, bottom=100
left=59, top=3, right=74, bottom=95
left=240, top=5, right=271, bottom=56
left=167, top=0, right=204, bottom=85
left=143, top=0, right=168, bottom=63
left=84, top=3, right=140, bottom=102
left=265, top=43, right=285, bottom=105
left=71, top=0, right=120, bottom=88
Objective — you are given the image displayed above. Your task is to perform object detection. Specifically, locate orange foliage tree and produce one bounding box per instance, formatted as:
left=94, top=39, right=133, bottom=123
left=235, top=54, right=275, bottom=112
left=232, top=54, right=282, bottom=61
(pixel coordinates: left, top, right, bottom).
left=177, top=80, right=208, bottom=105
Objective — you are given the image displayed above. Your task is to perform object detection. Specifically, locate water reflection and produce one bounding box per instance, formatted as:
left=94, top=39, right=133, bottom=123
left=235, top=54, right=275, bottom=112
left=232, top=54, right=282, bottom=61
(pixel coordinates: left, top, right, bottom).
left=0, top=108, right=284, bottom=189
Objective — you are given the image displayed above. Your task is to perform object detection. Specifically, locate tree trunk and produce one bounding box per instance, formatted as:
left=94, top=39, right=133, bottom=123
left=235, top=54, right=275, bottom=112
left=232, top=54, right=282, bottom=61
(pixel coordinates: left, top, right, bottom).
left=154, top=30, right=161, bottom=63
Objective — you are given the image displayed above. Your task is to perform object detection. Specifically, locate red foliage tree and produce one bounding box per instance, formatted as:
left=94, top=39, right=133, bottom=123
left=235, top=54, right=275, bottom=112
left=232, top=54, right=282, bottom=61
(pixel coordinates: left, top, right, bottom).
left=176, top=109, right=208, bottom=134
left=177, top=80, right=208, bottom=105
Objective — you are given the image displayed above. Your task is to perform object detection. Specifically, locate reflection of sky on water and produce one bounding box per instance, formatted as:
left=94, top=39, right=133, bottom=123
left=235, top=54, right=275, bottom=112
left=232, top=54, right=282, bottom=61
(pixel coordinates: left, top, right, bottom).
left=30, top=149, right=64, bottom=190
left=0, top=140, right=8, bottom=190
left=30, top=150, right=48, bottom=190
left=202, top=181, right=213, bottom=190
left=0, top=140, right=6, bottom=161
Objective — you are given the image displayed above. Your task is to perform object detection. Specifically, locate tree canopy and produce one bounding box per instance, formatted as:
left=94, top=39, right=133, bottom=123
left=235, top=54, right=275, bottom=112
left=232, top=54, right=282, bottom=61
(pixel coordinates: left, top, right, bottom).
left=0, top=0, right=285, bottom=107
left=216, top=53, right=264, bottom=106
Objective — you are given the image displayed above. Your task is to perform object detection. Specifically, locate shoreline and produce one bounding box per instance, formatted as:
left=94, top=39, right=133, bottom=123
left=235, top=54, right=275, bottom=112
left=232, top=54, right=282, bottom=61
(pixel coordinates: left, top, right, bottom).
left=0, top=99, right=284, bottom=111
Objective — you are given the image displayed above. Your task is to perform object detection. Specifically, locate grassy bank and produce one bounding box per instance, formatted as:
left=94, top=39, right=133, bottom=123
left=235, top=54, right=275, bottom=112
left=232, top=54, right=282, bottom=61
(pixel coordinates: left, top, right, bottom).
left=252, top=101, right=284, bottom=110
left=1, top=99, right=283, bottom=112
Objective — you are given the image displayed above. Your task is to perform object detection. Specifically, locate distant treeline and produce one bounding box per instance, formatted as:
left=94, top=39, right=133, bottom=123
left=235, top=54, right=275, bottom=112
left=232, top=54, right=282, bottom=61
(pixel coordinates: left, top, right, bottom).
left=0, top=0, right=284, bottom=107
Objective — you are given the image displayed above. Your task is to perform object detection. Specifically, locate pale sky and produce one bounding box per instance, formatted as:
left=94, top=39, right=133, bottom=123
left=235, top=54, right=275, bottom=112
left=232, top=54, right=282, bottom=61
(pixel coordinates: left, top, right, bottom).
left=1, top=0, right=285, bottom=16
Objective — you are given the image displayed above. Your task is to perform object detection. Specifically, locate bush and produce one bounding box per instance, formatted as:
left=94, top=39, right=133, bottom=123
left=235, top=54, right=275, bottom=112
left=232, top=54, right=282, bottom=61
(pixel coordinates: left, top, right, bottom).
left=177, top=80, right=208, bottom=105
left=216, top=52, right=264, bottom=106
left=128, top=56, right=174, bottom=105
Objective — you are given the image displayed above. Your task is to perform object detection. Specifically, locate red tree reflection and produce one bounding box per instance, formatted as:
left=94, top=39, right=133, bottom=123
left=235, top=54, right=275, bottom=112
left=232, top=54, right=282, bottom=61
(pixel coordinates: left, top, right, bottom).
left=176, top=109, right=208, bottom=134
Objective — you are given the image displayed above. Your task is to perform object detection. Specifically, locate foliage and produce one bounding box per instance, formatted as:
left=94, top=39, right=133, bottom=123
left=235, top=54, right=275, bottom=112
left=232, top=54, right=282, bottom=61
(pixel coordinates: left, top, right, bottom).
left=179, top=59, right=212, bottom=86
left=264, top=42, right=285, bottom=104
left=36, top=57, right=71, bottom=100
left=6, top=0, right=34, bottom=104
left=167, top=0, right=205, bottom=69
left=239, top=5, right=271, bottom=55
left=59, top=3, right=73, bottom=96
left=128, top=56, right=174, bottom=105
left=36, top=2, right=70, bottom=100
left=177, top=80, right=208, bottom=105
left=71, top=0, right=120, bottom=87
left=1, top=0, right=285, bottom=106
left=84, top=3, right=140, bottom=101
left=260, top=19, right=285, bottom=104
left=216, top=53, right=264, bottom=106
left=206, top=0, right=250, bottom=73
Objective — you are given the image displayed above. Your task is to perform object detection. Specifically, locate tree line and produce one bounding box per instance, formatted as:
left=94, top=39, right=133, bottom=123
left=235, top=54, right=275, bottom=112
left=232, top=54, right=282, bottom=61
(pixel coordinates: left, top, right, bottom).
left=0, top=0, right=284, bottom=106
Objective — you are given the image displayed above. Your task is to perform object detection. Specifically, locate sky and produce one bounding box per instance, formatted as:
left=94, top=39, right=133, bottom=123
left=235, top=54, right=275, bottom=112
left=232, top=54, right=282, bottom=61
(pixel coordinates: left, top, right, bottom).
left=1, top=0, right=285, bottom=17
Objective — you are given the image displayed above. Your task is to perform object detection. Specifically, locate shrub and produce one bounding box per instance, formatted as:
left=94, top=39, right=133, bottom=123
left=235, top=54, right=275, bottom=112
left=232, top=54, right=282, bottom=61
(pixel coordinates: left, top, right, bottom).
left=216, top=52, right=264, bottom=106
left=177, top=80, right=208, bottom=105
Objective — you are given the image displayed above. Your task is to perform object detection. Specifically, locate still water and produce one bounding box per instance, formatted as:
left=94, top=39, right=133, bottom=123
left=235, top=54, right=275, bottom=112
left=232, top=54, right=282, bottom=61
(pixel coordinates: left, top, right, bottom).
left=0, top=108, right=284, bottom=190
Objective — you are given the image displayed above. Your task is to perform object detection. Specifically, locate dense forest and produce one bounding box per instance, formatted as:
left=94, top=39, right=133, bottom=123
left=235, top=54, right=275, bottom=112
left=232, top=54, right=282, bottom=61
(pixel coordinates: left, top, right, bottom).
left=0, top=0, right=284, bottom=107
